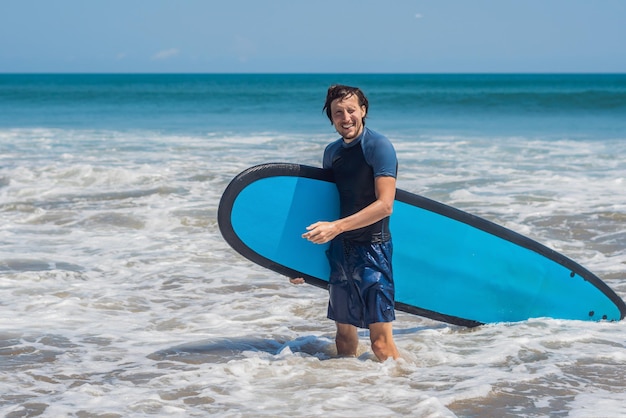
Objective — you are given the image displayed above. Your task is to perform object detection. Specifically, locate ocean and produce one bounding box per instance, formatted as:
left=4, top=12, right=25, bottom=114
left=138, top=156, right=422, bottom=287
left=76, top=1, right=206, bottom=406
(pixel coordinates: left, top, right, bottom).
left=1, top=73, right=625, bottom=417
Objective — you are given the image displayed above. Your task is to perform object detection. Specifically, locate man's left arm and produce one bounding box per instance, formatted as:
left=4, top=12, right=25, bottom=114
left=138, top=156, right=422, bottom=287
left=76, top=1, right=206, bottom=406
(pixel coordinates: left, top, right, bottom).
left=302, top=175, right=396, bottom=244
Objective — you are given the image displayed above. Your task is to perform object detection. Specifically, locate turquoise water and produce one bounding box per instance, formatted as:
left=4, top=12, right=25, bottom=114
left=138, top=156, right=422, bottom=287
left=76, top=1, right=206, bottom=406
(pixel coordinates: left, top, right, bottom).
left=1, top=73, right=625, bottom=136
left=1, top=74, right=625, bottom=417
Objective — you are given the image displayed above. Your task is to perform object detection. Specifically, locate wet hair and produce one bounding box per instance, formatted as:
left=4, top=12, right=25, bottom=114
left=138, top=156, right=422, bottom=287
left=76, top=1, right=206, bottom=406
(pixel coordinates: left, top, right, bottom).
left=323, top=84, right=369, bottom=125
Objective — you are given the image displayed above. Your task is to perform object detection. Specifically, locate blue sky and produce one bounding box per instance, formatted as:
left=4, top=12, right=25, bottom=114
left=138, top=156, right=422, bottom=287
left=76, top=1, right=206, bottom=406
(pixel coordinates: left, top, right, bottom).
left=1, top=0, right=625, bottom=73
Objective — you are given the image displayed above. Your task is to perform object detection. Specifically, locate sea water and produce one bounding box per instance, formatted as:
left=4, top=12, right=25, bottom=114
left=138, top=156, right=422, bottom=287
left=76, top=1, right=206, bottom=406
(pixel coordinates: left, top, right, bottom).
left=0, top=74, right=625, bottom=417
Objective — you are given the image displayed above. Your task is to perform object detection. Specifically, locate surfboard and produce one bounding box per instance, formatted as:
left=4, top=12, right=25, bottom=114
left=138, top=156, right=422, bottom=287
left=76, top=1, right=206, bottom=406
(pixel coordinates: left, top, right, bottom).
left=217, top=163, right=626, bottom=327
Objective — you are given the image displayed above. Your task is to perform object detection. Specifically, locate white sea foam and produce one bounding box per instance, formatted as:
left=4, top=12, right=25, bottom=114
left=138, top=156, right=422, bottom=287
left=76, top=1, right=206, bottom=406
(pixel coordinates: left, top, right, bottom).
left=1, top=128, right=624, bottom=417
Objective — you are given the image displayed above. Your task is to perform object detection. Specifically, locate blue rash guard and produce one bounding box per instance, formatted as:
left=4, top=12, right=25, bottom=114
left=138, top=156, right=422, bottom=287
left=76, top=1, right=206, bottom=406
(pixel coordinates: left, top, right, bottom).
left=322, top=127, right=398, bottom=328
left=322, top=127, right=398, bottom=242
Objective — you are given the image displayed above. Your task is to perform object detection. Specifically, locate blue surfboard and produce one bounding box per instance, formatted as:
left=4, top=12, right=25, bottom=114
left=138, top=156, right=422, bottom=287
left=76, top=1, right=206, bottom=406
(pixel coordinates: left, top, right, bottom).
left=218, top=163, right=625, bottom=327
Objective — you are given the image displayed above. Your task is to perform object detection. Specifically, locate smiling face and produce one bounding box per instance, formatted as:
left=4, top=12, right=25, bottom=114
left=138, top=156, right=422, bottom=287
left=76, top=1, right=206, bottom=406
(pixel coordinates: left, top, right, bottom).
left=330, top=93, right=367, bottom=143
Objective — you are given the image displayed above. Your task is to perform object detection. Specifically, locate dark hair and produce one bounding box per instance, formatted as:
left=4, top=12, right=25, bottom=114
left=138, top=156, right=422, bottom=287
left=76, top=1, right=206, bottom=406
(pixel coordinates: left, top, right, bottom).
left=323, top=84, right=369, bottom=124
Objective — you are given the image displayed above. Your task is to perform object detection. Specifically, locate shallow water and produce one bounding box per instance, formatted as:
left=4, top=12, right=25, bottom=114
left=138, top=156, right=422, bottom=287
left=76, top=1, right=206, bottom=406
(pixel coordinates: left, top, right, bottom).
left=1, top=74, right=625, bottom=417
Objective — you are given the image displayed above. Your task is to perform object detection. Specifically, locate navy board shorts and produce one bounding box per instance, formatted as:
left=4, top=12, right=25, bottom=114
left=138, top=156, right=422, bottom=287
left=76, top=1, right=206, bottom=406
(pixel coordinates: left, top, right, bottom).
left=326, top=238, right=396, bottom=329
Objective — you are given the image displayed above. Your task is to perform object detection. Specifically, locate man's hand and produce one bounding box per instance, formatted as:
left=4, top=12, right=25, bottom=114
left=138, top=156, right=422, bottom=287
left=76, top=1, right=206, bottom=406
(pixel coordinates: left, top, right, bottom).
left=302, top=221, right=341, bottom=244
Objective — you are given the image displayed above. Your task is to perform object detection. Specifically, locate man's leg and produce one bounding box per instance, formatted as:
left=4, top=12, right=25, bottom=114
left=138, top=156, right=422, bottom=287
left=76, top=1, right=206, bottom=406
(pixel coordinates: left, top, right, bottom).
left=368, top=322, right=399, bottom=361
left=335, top=322, right=359, bottom=357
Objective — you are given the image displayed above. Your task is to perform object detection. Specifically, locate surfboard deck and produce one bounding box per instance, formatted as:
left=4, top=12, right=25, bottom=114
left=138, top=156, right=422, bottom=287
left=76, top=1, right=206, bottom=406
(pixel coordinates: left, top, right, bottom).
left=218, top=163, right=626, bottom=327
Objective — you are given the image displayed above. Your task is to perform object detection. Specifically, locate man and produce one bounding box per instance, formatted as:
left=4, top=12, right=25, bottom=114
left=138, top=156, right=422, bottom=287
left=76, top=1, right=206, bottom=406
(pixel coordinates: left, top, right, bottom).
left=292, top=84, right=399, bottom=361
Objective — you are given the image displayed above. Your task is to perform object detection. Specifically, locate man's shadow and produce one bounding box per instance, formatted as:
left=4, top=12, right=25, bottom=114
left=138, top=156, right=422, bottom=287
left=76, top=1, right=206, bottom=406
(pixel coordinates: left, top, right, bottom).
left=148, top=335, right=336, bottom=364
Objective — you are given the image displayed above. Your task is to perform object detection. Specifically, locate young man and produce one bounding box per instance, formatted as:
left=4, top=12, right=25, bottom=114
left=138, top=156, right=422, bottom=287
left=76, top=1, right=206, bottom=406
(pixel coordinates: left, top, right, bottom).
left=293, top=84, right=399, bottom=361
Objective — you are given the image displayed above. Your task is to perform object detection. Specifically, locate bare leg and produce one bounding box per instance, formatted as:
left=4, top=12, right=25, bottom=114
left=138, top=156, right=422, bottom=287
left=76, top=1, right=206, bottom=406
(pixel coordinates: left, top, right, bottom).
left=335, top=322, right=359, bottom=357
left=368, top=322, right=399, bottom=361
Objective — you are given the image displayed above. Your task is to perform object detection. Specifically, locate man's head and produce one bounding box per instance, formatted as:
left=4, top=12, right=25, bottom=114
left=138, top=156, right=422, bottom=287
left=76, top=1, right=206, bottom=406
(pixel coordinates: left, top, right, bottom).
left=323, top=85, right=369, bottom=142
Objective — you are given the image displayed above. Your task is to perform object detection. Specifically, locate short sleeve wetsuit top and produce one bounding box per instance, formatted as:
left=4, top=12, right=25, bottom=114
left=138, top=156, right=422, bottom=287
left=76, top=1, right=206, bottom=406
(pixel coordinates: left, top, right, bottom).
left=322, top=127, right=398, bottom=242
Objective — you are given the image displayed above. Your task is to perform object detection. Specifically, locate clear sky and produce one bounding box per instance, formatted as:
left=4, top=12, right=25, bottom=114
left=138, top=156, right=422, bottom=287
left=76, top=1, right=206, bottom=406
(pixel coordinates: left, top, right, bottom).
left=1, top=0, right=625, bottom=73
